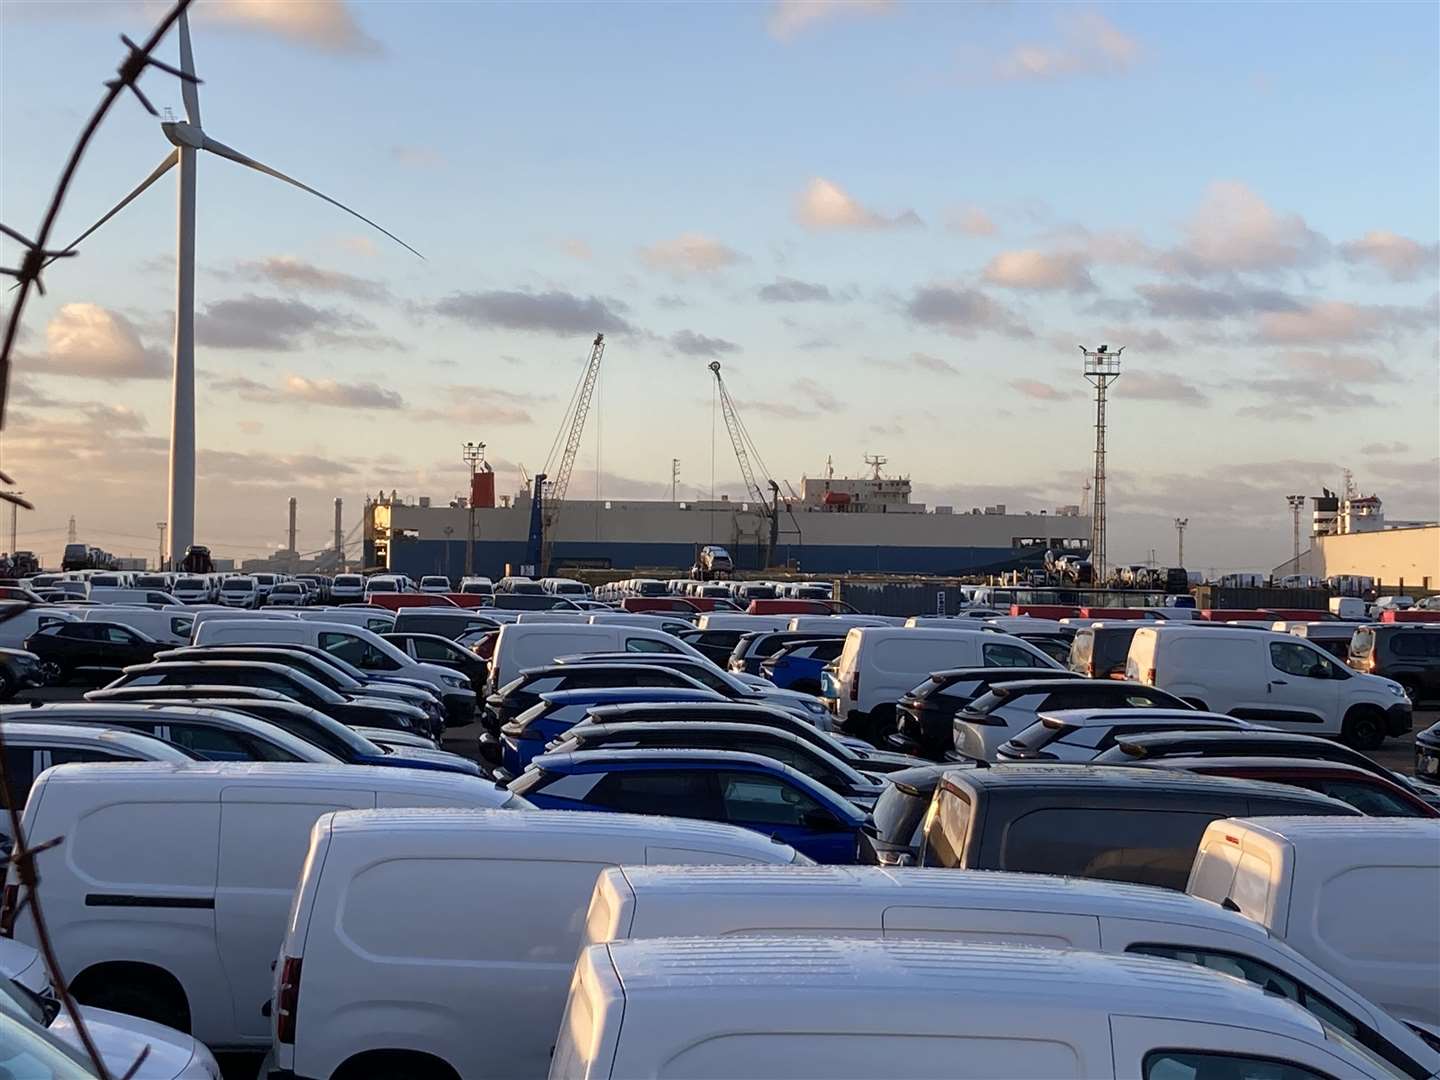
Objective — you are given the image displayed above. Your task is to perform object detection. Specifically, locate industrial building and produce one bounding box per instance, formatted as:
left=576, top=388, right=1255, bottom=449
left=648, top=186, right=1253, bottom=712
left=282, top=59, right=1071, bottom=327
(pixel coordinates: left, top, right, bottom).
left=1275, top=487, right=1439, bottom=591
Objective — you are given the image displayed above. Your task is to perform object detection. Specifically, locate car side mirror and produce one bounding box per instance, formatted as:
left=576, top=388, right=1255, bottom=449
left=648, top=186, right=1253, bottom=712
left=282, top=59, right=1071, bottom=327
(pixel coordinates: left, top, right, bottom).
left=801, top=807, right=845, bottom=832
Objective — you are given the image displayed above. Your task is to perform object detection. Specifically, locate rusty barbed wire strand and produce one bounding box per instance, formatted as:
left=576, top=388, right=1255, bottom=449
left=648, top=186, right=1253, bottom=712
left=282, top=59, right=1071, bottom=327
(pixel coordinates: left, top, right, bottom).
left=0, top=0, right=200, bottom=433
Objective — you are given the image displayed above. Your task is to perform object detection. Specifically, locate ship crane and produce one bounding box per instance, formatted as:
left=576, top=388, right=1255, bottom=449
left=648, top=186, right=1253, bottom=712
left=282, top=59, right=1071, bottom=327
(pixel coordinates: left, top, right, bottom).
left=708, top=361, right=802, bottom=568
left=533, top=333, right=605, bottom=576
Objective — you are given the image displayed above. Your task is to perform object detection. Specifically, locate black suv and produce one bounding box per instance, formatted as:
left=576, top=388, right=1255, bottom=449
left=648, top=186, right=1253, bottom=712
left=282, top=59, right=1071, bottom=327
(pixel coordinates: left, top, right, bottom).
left=22, top=622, right=166, bottom=685
left=1349, top=625, right=1440, bottom=704
left=892, top=668, right=1080, bottom=759
left=920, top=764, right=1357, bottom=891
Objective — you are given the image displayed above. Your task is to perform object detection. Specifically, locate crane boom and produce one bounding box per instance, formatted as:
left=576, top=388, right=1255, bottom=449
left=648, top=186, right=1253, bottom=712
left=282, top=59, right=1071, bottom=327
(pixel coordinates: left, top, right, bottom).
left=540, top=333, right=605, bottom=574
left=709, top=361, right=767, bottom=508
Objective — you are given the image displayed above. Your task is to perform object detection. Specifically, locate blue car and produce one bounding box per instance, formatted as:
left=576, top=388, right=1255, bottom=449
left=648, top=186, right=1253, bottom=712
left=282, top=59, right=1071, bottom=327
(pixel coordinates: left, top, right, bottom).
left=499, top=687, right=722, bottom=777
left=509, top=747, right=868, bottom=864
left=761, top=639, right=845, bottom=694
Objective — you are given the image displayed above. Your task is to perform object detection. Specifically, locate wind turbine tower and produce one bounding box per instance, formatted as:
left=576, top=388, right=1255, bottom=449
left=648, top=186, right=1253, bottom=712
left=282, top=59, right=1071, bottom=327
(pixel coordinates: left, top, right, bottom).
left=58, top=13, right=420, bottom=566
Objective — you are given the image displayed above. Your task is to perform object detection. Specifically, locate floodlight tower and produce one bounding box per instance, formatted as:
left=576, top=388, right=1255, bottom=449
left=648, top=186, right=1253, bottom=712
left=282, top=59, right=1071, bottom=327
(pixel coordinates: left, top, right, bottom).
left=1286, top=494, right=1306, bottom=572
left=1174, top=517, right=1188, bottom=567
left=1079, top=344, right=1124, bottom=583
left=462, top=441, right=486, bottom=577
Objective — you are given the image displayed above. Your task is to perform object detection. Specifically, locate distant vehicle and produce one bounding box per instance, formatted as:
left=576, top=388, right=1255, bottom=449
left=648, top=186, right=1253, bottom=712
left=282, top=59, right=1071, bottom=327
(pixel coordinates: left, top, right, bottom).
left=171, top=576, right=212, bottom=604
left=22, top=621, right=167, bottom=684
left=264, top=582, right=310, bottom=607
left=218, top=576, right=259, bottom=609
left=458, top=576, right=495, bottom=599
left=1068, top=623, right=1142, bottom=679
left=694, top=544, right=733, bottom=579
left=60, top=542, right=91, bottom=572
left=179, top=545, right=215, bottom=574
left=1349, top=624, right=1440, bottom=704
left=497, top=576, right=545, bottom=595
left=329, top=573, right=365, bottom=603
left=418, top=575, right=451, bottom=594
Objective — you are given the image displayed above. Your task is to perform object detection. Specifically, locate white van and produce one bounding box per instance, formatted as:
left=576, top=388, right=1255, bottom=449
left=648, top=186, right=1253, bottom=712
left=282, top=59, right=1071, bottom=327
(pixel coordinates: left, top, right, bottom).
left=787, top=614, right=895, bottom=633
left=81, top=606, right=196, bottom=645
left=0, top=604, right=78, bottom=648
left=7, top=762, right=524, bottom=1052
left=488, top=623, right=710, bottom=694
left=1188, top=816, right=1440, bottom=1034
left=218, top=576, right=259, bottom=609
left=193, top=619, right=473, bottom=721
left=695, top=613, right=791, bottom=632
left=293, top=607, right=396, bottom=633
left=1330, top=597, right=1369, bottom=620
left=271, top=808, right=804, bottom=1080
left=1125, top=625, right=1410, bottom=749
left=582, top=864, right=1439, bottom=1075
left=830, top=627, right=1061, bottom=741
left=553, top=937, right=1395, bottom=1080
left=87, top=586, right=182, bottom=607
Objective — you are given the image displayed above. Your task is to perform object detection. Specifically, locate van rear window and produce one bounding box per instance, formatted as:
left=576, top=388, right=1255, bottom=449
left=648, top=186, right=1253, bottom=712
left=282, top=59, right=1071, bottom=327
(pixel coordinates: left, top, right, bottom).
left=920, top=788, right=972, bottom=869
left=1349, top=629, right=1375, bottom=656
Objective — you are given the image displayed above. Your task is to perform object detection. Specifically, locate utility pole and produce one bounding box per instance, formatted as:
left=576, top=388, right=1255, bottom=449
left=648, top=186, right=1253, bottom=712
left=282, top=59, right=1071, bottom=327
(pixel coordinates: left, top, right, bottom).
left=1079, top=344, right=1124, bottom=584
left=67, top=516, right=77, bottom=544
left=1174, top=517, right=1188, bottom=567
left=1286, top=494, right=1306, bottom=573
left=462, top=441, right=485, bottom=578
left=156, top=522, right=167, bottom=571
left=8, top=494, right=22, bottom=557
left=671, top=459, right=680, bottom=504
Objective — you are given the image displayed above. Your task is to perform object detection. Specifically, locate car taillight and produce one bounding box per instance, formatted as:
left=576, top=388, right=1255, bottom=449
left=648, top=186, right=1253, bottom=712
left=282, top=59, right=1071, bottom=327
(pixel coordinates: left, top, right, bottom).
left=1145, top=668, right=1156, bottom=684
left=275, top=956, right=303, bottom=1044
left=0, top=883, right=18, bottom=937
left=849, top=670, right=859, bottom=701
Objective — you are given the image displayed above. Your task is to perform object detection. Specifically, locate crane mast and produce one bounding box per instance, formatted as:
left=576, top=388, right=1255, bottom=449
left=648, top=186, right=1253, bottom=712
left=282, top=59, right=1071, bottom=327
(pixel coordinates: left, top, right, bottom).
left=538, top=332, right=605, bottom=575
left=709, top=361, right=768, bottom=508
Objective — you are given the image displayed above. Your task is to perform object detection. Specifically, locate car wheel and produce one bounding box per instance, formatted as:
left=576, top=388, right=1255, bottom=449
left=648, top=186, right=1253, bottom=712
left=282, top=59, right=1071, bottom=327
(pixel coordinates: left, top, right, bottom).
left=1341, top=708, right=1385, bottom=752
left=0, top=669, right=14, bottom=700
left=37, top=661, right=63, bottom=686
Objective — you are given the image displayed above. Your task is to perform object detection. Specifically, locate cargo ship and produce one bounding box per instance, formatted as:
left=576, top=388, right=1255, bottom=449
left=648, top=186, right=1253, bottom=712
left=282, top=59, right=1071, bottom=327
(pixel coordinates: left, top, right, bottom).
left=364, top=462, right=1091, bottom=580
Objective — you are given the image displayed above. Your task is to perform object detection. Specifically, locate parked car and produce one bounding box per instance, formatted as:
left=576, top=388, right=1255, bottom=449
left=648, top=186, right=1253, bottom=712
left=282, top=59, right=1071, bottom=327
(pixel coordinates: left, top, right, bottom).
left=1093, top=727, right=1440, bottom=808
left=827, top=627, right=1061, bottom=743
left=1349, top=624, right=1440, bottom=704
left=511, top=748, right=868, bottom=863
left=953, top=681, right=1194, bottom=762
left=4, top=762, right=523, bottom=1053
left=21, top=622, right=166, bottom=685
left=760, top=638, right=844, bottom=694
left=264, top=581, right=309, bottom=607
left=380, top=631, right=488, bottom=687
left=177, top=693, right=437, bottom=746
left=79, top=606, right=197, bottom=645
left=892, top=667, right=1080, bottom=759
left=486, top=622, right=708, bottom=696
left=728, top=631, right=842, bottom=677
left=417, top=575, right=451, bottom=594
left=170, top=576, right=211, bottom=604
left=547, top=722, right=885, bottom=806
left=858, top=763, right=955, bottom=867
left=1188, top=816, right=1440, bottom=1034
left=271, top=807, right=799, bottom=1080
left=0, top=605, right=78, bottom=651
left=500, top=688, right=722, bottom=775
left=457, top=575, right=495, bottom=600
left=920, top=764, right=1357, bottom=890
left=677, top=627, right=748, bottom=665
left=1126, top=624, right=1411, bottom=749
left=8, top=701, right=336, bottom=763
left=1123, top=756, right=1436, bottom=817
left=329, top=574, right=365, bottom=603
left=558, top=937, right=1398, bottom=1080
left=0, top=721, right=197, bottom=810
left=390, top=609, right=502, bottom=638
left=1068, top=622, right=1142, bottom=679
left=581, top=864, right=1440, bottom=1080
left=217, top=575, right=259, bottom=608
left=569, top=701, right=923, bottom=774
left=486, top=662, right=714, bottom=729
left=995, top=708, right=1252, bottom=763
left=1418, top=719, right=1440, bottom=782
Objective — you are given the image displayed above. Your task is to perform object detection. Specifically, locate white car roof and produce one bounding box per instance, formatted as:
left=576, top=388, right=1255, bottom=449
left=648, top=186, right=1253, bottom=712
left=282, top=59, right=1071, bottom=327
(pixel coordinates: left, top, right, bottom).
left=1037, top=708, right=1240, bottom=727
left=1219, top=815, right=1440, bottom=847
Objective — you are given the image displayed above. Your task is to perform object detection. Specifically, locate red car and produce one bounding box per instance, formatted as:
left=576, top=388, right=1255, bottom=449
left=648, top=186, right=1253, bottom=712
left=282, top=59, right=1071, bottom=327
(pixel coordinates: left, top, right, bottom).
left=366, top=593, right=459, bottom=611
left=1133, top=756, right=1438, bottom=818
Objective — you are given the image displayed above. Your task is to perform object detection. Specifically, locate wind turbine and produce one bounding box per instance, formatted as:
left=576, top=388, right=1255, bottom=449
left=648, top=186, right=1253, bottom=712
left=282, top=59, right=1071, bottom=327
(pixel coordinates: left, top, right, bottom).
left=60, top=12, right=420, bottom=567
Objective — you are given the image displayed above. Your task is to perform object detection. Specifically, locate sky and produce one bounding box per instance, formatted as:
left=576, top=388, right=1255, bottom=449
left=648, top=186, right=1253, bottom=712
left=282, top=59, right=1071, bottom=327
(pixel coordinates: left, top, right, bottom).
left=1, top=0, right=1436, bottom=574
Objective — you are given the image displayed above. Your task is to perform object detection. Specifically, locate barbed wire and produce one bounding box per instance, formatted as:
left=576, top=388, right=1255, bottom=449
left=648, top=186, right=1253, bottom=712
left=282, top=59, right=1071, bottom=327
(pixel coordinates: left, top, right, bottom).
left=0, top=0, right=199, bottom=520
left=0, top=3, right=201, bottom=1072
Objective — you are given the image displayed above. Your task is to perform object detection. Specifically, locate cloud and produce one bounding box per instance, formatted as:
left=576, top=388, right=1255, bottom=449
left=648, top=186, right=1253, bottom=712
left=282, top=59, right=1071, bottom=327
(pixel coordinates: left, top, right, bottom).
left=1276, top=350, right=1399, bottom=382
left=416, top=387, right=539, bottom=426
left=202, top=0, right=381, bottom=54
left=1116, top=371, right=1208, bottom=405
left=948, top=206, right=997, bottom=236
left=1137, top=282, right=1301, bottom=320
left=1361, top=440, right=1409, bottom=455
left=238, top=255, right=389, bottom=301
left=1161, top=181, right=1328, bottom=276
left=637, top=233, right=745, bottom=275
left=1235, top=376, right=1383, bottom=420
left=25, top=303, right=169, bottom=380
left=195, top=294, right=391, bottom=350
left=984, top=249, right=1095, bottom=292
left=670, top=330, right=740, bottom=357
left=281, top=376, right=402, bottom=409
left=872, top=352, right=959, bottom=376
left=1254, top=299, right=1430, bottom=344
left=795, top=178, right=922, bottom=231
left=81, top=404, right=147, bottom=431
left=1097, top=326, right=1178, bottom=354
left=758, top=277, right=833, bottom=303
left=1339, top=230, right=1438, bottom=282
left=562, top=238, right=594, bottom=261
left=767, top=0, right=894, bottom=41
left=1010, top=378, right=1081, bottom=402
left=390, top=145, right=444, bottom=169
left=792, top=377, right=840, bottom=412
left=433, top=289, right=633, bottom=336
left=905, top=285, right=1032, bottom=338
left=994, top=12, right=1141, bottom=81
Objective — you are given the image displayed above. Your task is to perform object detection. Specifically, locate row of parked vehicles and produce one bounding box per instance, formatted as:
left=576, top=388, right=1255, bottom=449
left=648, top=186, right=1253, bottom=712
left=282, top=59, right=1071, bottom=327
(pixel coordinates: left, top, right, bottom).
left=0, top=595, right=1436, bottom=1075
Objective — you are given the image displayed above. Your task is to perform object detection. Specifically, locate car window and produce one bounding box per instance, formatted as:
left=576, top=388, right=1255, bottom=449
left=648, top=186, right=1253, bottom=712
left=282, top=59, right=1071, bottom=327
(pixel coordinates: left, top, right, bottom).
left=410, top=637, right=458, bottom=661
left=1144, top=1051, right=1333, bottom=1080
left=103, top=627, right=138, bottom=644
left=1270, top=641, right=1334, bottom=679
left=319, top=632, right=367, bottom=666
left=46, top=748, right=132, bottom=767
left=164, top=723, right=256, bottom=761
left=1000, top=807, right=1224, bottom=890
left=717, top=770, right=823, bottom=826
left=982, top=643, right=1039, bottom=667
left=586, top=769, right=721, bottom=818
left=1, top=748, right=36, bottom=808
left=625, top=637, right=680, bottom=654
left=1294, top=777, right=1422, bottom=817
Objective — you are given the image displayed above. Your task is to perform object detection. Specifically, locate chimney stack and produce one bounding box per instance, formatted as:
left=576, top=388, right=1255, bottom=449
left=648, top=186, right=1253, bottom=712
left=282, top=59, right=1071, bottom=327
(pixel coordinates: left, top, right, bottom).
left=333, top=498, right=344, bottom=559
left=287, top=497, right=297, bottom=553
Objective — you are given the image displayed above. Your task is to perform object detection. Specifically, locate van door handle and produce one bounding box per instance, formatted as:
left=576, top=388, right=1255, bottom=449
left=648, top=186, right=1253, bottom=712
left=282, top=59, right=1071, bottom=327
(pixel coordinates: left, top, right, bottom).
left=1269, top=679, right=1287, bottom=685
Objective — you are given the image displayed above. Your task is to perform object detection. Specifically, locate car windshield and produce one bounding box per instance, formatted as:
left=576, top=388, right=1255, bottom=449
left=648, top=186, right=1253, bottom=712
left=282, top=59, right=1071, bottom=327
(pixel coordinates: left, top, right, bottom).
left=221, top=580, right=251, bottom=591
left=367, top=580, right=397, bottom=593
left=871, top=782, right=930, bottom=846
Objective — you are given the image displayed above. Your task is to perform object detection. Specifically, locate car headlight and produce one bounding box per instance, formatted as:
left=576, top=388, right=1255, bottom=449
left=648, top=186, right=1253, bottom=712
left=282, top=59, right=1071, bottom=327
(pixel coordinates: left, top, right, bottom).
left=800, top=700, right=827, bottom=715
left=1387, top=682, right=1405, bottom=697
left=441, top=675, right=467, bottom=689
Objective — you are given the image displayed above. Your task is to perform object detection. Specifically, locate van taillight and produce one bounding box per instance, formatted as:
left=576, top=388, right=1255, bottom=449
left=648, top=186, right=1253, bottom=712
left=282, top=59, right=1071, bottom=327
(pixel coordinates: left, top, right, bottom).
left=275, top=956, right=303, bottom=1044
left=1145, top=668, right=1155, bottom=684
left=0, top=884, right=18, bottom=937
left=849, top=670, right=859, bottom=701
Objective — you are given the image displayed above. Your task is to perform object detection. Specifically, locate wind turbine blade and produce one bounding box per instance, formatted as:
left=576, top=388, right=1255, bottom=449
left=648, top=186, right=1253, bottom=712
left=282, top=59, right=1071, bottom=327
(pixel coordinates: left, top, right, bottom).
left=178, top=11, right=200, bottom=127
left=201, top=135, right=423, bottom=259
left=58, top=149, right=180, bottom=257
